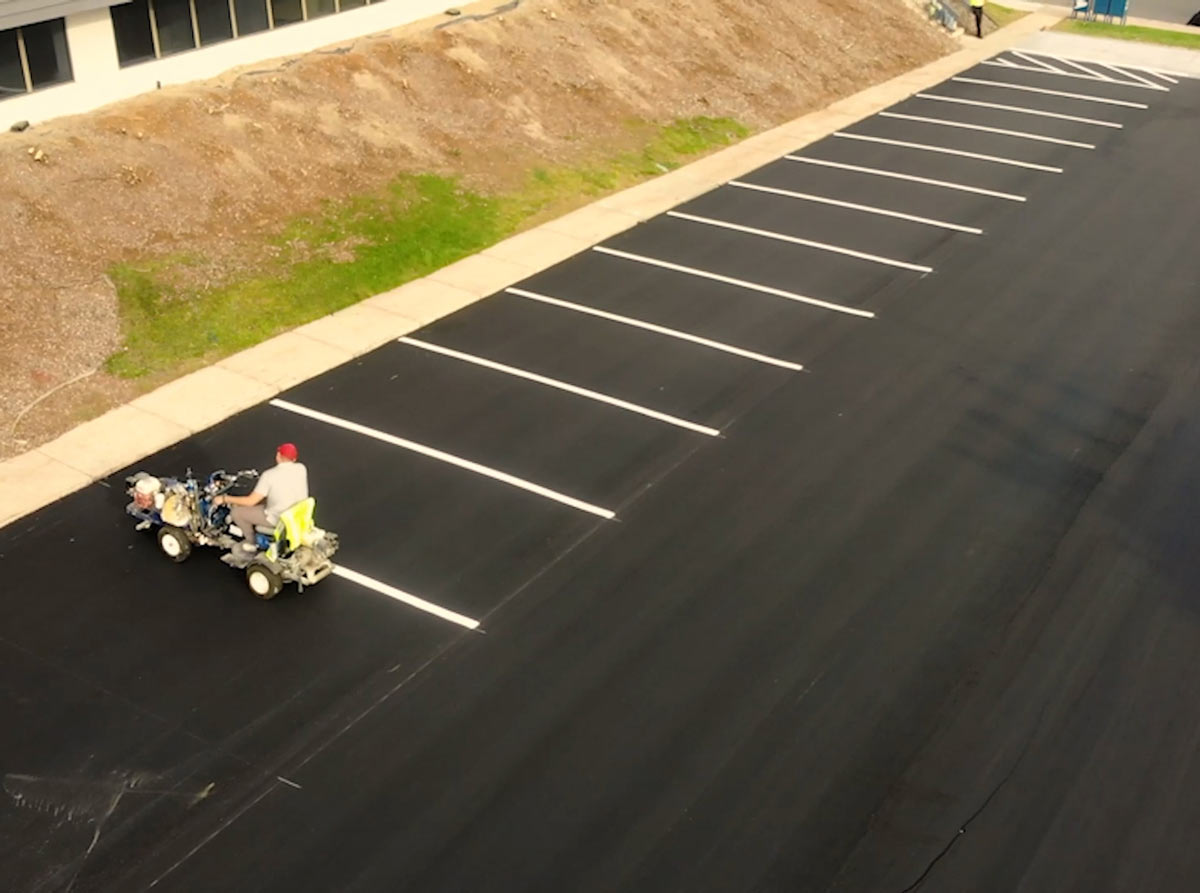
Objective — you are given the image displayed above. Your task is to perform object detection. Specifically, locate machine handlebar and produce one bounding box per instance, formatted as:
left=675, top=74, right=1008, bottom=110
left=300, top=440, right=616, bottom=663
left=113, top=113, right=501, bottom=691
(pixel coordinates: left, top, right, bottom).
left=205, top=468, right=259, bottom=495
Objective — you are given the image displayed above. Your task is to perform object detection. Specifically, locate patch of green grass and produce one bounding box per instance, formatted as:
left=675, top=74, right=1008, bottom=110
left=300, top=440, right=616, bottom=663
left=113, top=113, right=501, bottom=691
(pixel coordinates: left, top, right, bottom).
left=107, top=175, right=507, bottom=377
left=1053, top=18, right=1200, bottom=50
left=106, top=117, right=748, bottom=379
left=986, top=3, right=1028, bottom=29
left=653, top=116, right=750, bottom=156
left=506, top=118, right=748, bottom=224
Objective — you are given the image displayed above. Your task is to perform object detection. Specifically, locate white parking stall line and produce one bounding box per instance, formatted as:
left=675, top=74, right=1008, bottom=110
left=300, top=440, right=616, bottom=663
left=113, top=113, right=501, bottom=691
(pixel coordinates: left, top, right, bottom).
left=1012, top=51, right=1066, bottom=73
left=728, top=180, right=984, bottom=233
left=1093, top=61, right=1164, bottom=90
left=398, top=336, right=720, bottom=436
left=952, top=76, right=1149, bottom=109
left=269, top=399, right=617, bottom=519
left=665, top=211, right=933, bottom=273
left=979, top=59, right=1166, bottom=91
left=914, top=93, right=1122, bottom=128
left=1053, top=56, right=1116, bottom=81
left=1145, top=69, right=1178, bottom=86
left=331, top=565, right=481, bottom=629
left=879, top=112, right=1096, bottom=149
left=785, top=155, right=1026, bottom=202
left=592, top=245, right=876, bottom=318
left=1018, top=49, right=1178, bottom=85
left=505, top=287, right=807, bottom=370
left=984, top=59, right=1077, bottom=78
left=834, top=132, right=1062, bottom=173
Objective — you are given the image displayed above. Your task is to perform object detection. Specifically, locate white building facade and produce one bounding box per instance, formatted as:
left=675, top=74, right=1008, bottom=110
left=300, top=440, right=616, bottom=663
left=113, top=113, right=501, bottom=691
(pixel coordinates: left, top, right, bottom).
left=0, top=0, right=453, bottom=126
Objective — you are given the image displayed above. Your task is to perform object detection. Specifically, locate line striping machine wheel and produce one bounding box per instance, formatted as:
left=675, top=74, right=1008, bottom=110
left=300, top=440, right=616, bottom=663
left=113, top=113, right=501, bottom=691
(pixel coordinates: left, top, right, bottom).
left=157, top=526, right=192, bottom=563
left=246, top=562, right=283, bottom=600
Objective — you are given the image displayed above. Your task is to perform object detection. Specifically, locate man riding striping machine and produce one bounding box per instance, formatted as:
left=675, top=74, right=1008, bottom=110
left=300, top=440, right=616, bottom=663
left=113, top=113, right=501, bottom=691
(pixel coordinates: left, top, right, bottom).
left=125, top=443, right=338, bottom=600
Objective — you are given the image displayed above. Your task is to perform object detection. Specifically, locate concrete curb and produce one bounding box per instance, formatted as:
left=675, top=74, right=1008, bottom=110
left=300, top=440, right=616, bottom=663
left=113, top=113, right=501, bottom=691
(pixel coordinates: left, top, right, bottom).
left=0, top=11, right=1059, bottom=530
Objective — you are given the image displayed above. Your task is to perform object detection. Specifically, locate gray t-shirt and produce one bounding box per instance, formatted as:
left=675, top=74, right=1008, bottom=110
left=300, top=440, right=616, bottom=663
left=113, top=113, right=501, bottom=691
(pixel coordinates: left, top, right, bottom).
left=253, top=462, right=309, bottom=523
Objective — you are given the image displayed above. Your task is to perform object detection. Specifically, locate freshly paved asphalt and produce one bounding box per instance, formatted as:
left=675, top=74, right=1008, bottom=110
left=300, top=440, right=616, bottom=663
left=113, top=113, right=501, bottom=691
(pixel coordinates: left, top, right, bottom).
left=2, top=53, right=1199, bottom=892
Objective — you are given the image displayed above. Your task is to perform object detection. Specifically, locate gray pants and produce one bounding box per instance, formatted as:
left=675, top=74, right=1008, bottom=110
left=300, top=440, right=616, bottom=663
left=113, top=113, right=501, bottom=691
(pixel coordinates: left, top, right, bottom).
left=231, top=504, right=269, bottom=542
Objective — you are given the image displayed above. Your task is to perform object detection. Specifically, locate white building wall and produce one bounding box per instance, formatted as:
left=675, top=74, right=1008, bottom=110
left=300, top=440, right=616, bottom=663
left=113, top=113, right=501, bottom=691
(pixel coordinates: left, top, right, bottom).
left=2, top=0, right=453, bottom=126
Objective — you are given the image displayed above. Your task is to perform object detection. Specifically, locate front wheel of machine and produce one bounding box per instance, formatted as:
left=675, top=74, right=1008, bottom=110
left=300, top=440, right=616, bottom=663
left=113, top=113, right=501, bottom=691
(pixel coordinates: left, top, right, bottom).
left=246, top=563, right=283, bottom=600
left=158, top=526, right=191, bottom=563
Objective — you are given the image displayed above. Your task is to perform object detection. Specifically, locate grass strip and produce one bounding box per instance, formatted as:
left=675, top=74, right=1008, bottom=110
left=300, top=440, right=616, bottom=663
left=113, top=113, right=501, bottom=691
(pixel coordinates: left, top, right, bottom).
left=106, top=116, right=748, bottom=379
left=1053, top=19, right=1200, bottom=50
left=986, top=4, right=1028, bottom=29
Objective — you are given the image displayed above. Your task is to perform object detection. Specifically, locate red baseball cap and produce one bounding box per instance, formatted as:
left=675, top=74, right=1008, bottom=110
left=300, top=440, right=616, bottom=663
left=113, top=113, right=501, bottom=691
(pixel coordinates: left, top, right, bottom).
left=276, top=442, right=298, bottom=461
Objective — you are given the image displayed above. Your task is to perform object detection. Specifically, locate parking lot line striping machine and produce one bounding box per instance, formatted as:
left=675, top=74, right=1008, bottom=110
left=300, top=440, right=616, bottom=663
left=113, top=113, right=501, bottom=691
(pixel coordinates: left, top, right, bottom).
left=126, top=468, right=338, bottom=599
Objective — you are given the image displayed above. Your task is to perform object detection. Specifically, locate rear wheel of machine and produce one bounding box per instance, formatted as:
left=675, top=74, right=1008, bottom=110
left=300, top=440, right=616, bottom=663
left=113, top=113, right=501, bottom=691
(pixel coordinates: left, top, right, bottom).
left=158, top=526, right=191, bottom=563
left=246, top=563, right=283, bottom=600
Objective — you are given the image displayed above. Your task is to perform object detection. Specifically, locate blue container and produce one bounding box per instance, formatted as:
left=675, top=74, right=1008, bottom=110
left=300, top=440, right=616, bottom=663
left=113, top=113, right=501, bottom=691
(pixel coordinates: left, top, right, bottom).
left=1092, top=0, right=1128, bottom=17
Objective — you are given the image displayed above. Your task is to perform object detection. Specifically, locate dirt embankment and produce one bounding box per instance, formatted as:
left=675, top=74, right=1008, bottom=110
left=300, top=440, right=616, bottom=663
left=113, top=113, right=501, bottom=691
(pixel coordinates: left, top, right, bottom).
left=0, top=0, right=954, bottom=459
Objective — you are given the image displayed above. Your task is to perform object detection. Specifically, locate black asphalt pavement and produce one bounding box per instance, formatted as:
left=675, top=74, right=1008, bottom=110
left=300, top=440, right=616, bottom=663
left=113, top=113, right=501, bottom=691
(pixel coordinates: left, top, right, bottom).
left=3, top=54, right=1199, bottom=892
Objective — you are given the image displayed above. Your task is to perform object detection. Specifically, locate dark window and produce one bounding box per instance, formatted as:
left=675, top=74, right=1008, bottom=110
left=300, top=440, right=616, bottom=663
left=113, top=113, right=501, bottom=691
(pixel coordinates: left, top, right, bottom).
left=21, top=18, right=72, bottom=88
left=0, top=27, right=24, bottom=97
left=270, top=0, right=304, bottom=26
left=340, top=0, right=367, bottom=8
left=233, top=0, right=269, bottom=34
left=195, top=0, right=234, bottom=45
left=307, top=0, right=336, bottom=17
left=112, top=0, right=157, bottom=66
left=154, top=0, right=196, bottom=55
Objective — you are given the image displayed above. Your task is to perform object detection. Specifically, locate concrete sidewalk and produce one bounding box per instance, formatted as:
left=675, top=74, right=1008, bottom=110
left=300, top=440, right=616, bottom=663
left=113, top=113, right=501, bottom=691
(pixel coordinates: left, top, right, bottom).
left=0, top=11, right=1060, bottom=530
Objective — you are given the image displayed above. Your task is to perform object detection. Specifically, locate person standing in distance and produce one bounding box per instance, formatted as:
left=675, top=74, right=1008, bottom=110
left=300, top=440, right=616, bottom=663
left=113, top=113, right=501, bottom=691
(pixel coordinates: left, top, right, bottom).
left=970, top=0, right=985, bottom=39
left=215, top=443, right=309, bottom=552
